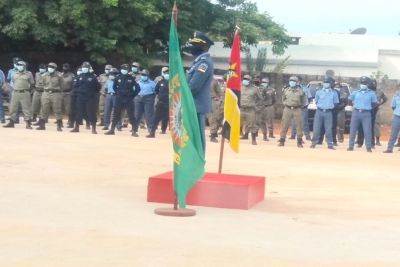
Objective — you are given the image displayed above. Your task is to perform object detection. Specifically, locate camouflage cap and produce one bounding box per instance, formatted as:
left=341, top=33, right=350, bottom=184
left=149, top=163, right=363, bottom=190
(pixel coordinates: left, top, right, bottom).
left=243, top=74, right=252, bottom=80
left=105, top=65, right=113, bottom=69
left=17, top=61, right=26, bottom=66
left=48, top=62, right=57, bottom=68
left=161, top=67, right=169, bottom=72
left=262, top=78, right=269, bottom=83
left=289, top=76, right=299, bottom=82
left=132, top=62, right=140, bottom=67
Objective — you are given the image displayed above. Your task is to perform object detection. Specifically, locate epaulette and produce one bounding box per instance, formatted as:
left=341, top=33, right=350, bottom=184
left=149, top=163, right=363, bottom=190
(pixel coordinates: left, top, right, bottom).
left=200, top=56, right=206, bottom=60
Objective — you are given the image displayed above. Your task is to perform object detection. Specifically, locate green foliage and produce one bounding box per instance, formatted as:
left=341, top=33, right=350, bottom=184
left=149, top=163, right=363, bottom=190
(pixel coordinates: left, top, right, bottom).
left=267, top=56, right=290, bottom=73
left=255, top=48, right=267, bottom=72
left=243, top=45, right=255, bottom=73
left=370, top=70, right=389, bottom=81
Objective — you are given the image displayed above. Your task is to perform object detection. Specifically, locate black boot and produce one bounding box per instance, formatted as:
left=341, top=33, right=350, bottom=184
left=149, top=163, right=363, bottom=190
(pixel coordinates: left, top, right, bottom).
left=67, top=120, right=75, bottom=128
left=36, top=119, right=46, bottom=130
left=105, top=123, right=116, bottom=135
left=97, top=118, right=104, bottom=126
left=251, top=133, right=257, bottom=145
left=278, top=138, right=285, bottom=146
left=131, top=126, right=139, bottom=137
left=57, top=120, right=62, bottom=132
left=395, top=138, right=400, bottom=147
left=210, top=133, right=218, bottom=143
left=91, top=123, right=97, bottom=134
left=269, top=133, right=275, bottom=138
left=240, top=132, right=249, bottom=140
left=3, top=119, right=15, bottom=128
left=263, top=133, right=269, bottom=141
left=376, top=137, right=381, bottom=146
left=32, top=114, right=37, bottom=122
left=33, top=119, right=41, bottom=126
left=86, top=121, right=91, bottom=130
left=297, top=138, right=303, bottom=148
left=26, top=120, right=33, bottom=130
left=70, top=122, right=79, bottom=133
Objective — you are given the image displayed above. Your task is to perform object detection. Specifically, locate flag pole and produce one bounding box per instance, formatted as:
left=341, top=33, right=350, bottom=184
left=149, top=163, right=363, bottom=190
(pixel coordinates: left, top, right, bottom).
left=172, top=0, right=178, bottom=211
left=218, top=19, right=240, bottom=174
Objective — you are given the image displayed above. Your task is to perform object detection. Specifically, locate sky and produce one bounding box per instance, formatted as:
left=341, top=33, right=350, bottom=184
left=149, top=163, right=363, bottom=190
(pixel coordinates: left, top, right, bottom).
left=255, top=0, right=400, bottom=35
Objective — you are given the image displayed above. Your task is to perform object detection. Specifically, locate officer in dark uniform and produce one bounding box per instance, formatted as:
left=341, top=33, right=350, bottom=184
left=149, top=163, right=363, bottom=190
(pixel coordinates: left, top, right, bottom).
left=67, top=66, right=82, bottom=128
left=149, top=67, right=169, bottom=137
left=70, top=62, right=100, bottom=134
left=186, top=31, right=215, bottom=154
left=104, top=64, right=141, bottom=136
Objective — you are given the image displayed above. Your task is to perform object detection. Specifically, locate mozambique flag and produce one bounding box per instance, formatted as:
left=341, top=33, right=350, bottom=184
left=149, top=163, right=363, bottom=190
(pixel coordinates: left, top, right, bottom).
left=222, top=28, right=241, bottom=153
left=168, top=17, right=205, bottom=208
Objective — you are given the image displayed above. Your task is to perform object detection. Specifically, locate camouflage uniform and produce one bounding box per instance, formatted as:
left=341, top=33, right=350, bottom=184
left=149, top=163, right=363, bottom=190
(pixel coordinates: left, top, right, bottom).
left=207, top=78, right=222, bottom=142
left=259, top=80, right=277, bottom=140
left=97, top=65, right=112, bottom=126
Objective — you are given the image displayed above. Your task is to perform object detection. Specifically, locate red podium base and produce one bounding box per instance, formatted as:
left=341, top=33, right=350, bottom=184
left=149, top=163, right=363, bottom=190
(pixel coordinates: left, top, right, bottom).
left=147, top=172, right=265, bottom=210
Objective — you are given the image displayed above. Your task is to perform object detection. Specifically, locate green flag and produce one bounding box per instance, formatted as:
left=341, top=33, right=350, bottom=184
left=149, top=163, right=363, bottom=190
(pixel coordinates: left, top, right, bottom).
left=168, top=17, right=205, bottom=208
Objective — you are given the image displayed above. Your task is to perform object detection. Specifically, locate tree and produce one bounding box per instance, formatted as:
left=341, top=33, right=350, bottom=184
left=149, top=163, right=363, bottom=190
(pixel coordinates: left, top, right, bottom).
left=255, top=48, right=267, bottom=72
left=267, top=56, right=290, bottom=73
left=370, top=70, right=389, bottom=81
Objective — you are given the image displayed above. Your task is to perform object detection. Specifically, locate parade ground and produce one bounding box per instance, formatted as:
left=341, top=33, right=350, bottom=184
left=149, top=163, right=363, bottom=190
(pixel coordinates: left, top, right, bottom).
left=0, top=122, right=399, bottom=267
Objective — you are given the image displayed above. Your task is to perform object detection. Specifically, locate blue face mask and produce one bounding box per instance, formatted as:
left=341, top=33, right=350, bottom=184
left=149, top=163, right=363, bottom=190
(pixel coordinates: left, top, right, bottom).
left=141, top=76, right=148, bottom=81
left=132, top=67, right=138, bottom=72
left=323, top=83, right=330, bottom=89
left=360, top=84, right=367, bottom=90
left=48, top=68, right=55, bottom=73
left=121, top=69, right=128, bottom=75
left=163, top=74, right=169, bottom=80
left=82, top=67, right=89, bottom=73
left=77, top=71, right=82, bottom=75
left=289, top=81, right=297, bottom=87
left=110, top=75, right=115, bottom=80
left=262, top=82, right=268, bottom=87
left=17, top=66, right=24, bottom=71
left=242, top=80, right=250, bottom=86
left=105, top=70, right=110, bottom=74
left=14, top=64, right=17, bottom=69
left=39, top=68, right=46, bottom=73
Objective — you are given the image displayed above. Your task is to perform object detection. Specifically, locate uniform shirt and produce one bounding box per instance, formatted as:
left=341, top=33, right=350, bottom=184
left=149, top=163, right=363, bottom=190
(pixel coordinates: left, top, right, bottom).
left=104, top=79, right=115, bottom=94
left=240, top=85, right=262, bottom=108
left=98, top=73, right=109, bottom=95
left=43, top=72, right=62, bottom=90
left=335, top=88, right=348, bottom=110
left=129, top=72, right=141, bottom=82
left=186, top=52, right=214, bottom=114
left=7, top=68, right=17, bottom=87
left=261, top=86, right=277, bottom=106
left=254, top=87, right=264, bottom=112
left=138, top=78, right=156, bottom=95
left=155, top=78, right=169, bottom=102
left=391, top=94, right=400, bottom=116
left=349, top=89, right=378, bottom=110
left=76, top=72, right=101, bottom=97
left=113, top=74, right=140, bottom=97
left=374, top=89, right=388, bottom=105
left=60, top=72, right=74, bottom=92
left=299, top=84, right=312, bottom=105
left=71, top=76, right=79, bottom=95
left=0, top=69, right=5, bottom=86
left=315, top=89, right=339, bottom=109
left=35, top=72, right=46, bottom=90
left=209, top=78, right=221, bottom=99
left=12, top=70, right=34, bottom=90
left=282, top=87, right=306, bottom=107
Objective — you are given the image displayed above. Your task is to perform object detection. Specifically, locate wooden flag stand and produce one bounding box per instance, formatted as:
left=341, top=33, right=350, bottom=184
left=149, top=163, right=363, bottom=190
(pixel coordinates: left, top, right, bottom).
left=154, top=1, right=196, bottom=217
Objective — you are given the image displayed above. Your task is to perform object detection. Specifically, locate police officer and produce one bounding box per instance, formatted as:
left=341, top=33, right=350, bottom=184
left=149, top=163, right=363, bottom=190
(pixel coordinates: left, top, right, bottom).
left=154, top=67, right=168, bottom=84
left=373, top=80, right=388, bottom=146
left=310, top=79, right=339, bottom=149
left=6, top=57, right=23, bottom=124
left=150, top=67, right=169, bottom=137
left=356, top=79, right=387, bottom=147
left=37, top=63, right=63, bottom=131
left=135, top=69, right=156, bottom=137
left=383, top=89, right=400, bottom=153
left=3, top=61, right=34, bottom=129
left=289, top=76, right=312, bottom=141
left=240, top=75, right=262, bottom=145
left=31, top=64, right=46, bottom=124
left=216, top=74, right=227, bottom=135
left=60, top=63, right=74, bottom=127
left=102, top=68, right=122, bottom=131
left=70, top=62, right=101, bottom=134
left=186, top=30, right=214, bottom=153
left=97, top=64, right=112, bottom=127
left=334, top=82, right=349, bottom=143
left=105, top=64, right=140, bottom=136
left=278, top=76, right=306, bottom=147
left=347, top=76, right=378, bottom=152
left=68, top=66, right=82, bottom=129
left=207, top=77, right=222, bottom=143
left=259, top=78, right=277, bottom=141
left=125, top=62, right=145, bottom=129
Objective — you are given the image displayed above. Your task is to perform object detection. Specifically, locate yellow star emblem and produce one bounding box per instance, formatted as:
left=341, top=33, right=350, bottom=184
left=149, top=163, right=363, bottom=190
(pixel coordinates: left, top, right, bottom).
left=228, top=62, right=238, bottom=80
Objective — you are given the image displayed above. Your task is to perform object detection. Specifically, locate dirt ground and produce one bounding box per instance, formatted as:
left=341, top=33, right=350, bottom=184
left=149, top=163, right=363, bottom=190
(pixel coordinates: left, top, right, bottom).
left=0, top=120, right=399, bottom=267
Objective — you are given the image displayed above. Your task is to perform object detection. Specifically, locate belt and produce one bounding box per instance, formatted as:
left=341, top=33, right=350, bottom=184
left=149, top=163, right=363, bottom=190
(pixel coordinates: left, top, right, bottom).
left=139, top=94, right=155, bottom=98
left=354, top=109, right=371, bottom=113
left=62, top=89, right=72, bottom=93
left=318, top=108, right=332, bottom=112
left=14, top=89, right=28, bottom=93
left=285, top=105, right=300, bottom=110
left=265, top=104, right=274, bottom=107
left=44, top=90, right=60, bottom=93
left=35, top=90, right=44, bottom=93
left=108, top=92, right=115, bottom=96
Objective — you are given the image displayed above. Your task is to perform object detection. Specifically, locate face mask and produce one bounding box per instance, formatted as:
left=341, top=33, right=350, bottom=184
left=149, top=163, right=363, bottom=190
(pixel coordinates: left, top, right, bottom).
left=163, top=74, right=169, bottom=80
left=335, top=88, right=340, bottom=92
left=17, top=66, right=24, bottom=71
left=242, top=80, right=250, bottom=86
left=289, top=81, right=297, bottom=87
left=121, top=69, right=128, bottom=75
left=141, top=76, right=148, bottom=81
left=131, top=67, right=138, bottom=72
left=89, top=68, right=94, bottom=73
left=14, top=64, right=17, bottom=69
left=82, top=67, right=89, bottom=73
left=77, top=71, right=82, bottom=75
left=360, top=84, right=367, bottom=90
left=48, top=68, right=55, bottom=73
left=262, top=82, right=268, bottom=87
left=110, top=76, right=115, bottom=80
left=190, top=44, right=204, bottom=56
left=105, top=70, right=110, bottom=74
left=39, top=68, right=46, bottom=73
left=323, top=83, right=330, bottom=89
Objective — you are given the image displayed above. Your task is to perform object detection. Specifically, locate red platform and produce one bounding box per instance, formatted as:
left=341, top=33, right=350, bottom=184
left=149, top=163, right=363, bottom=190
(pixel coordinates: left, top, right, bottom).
left=147, top=172, right=265, bottom=210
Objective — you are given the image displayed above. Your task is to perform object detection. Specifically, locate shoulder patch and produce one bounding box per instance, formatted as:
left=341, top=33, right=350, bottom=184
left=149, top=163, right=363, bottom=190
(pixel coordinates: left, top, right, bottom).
left=198, top=63, right=208, bottom=73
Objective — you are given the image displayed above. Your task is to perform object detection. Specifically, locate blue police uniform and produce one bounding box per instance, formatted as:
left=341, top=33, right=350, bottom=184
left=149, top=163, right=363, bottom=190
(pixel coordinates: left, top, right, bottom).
left=291, top=84, right=312, bottom=139
left=348, top=89, right=378, bottom=149
left=135, top=78, right=156, bottom=133
left=0, top=69, right=5, bottom=122
left=311, top=88, right=339, bottom=147
left=74, top=72, right=101, bottom=126
left=385, top=94, right=400, bottom=151
left=152, top=77, right=169, bottom=134
left=103, top=79, right=122, bottom=129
